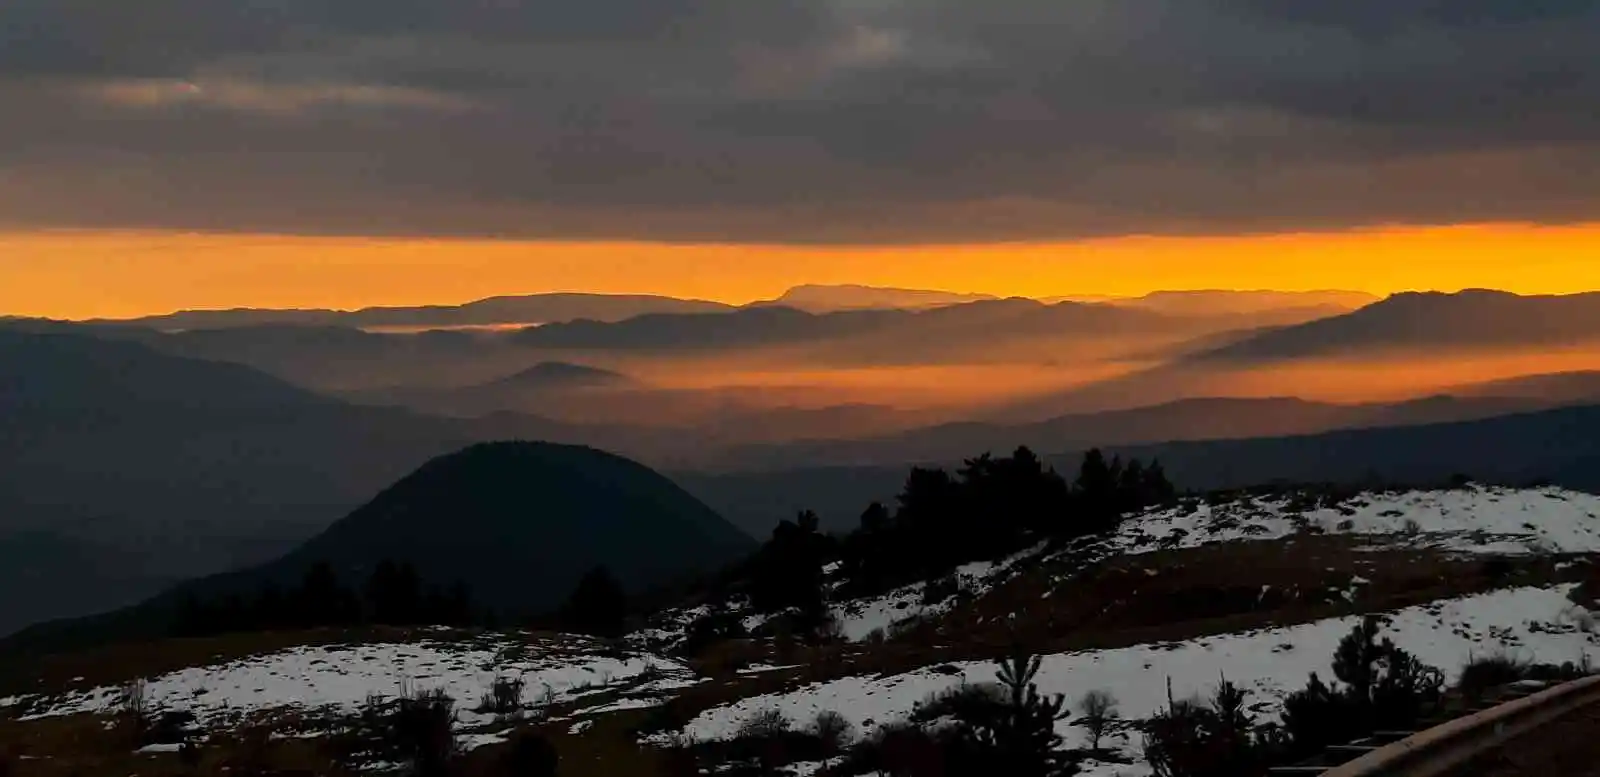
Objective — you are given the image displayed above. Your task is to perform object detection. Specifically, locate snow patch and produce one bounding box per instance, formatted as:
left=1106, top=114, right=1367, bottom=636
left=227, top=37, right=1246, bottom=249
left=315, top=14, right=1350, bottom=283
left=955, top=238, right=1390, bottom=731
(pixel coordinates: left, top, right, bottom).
left=674, top=585, right=1600, bottom=772
left=1115, top=485, right=1600, bottom=557
left=19, top=634, right=692, bottom=744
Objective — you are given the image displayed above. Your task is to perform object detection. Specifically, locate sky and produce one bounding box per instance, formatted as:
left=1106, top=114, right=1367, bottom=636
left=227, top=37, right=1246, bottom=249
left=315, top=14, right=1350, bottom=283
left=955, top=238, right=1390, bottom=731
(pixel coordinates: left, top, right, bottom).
left=3, top=1, right=1599, bottom=316
left=6, top=224, right=1600, bottom=319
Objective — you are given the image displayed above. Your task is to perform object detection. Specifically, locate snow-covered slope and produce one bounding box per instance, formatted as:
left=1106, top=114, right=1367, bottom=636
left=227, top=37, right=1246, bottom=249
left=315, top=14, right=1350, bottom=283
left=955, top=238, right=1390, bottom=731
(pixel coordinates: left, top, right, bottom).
left=1112, top=485, right=1600, bottom=557
left=670, top=585, right=1599, bottom=776
left=9, top=484, right=1600, bottom=774
left=8, top=634, right=690, bottom=749
left=636, top=485, right=1600, bottom=650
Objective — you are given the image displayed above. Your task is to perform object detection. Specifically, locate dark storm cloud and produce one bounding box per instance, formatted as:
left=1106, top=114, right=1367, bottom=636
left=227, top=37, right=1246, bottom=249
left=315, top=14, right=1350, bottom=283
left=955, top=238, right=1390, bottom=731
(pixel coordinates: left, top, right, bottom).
left=1, top=0, right=1598, bottom=241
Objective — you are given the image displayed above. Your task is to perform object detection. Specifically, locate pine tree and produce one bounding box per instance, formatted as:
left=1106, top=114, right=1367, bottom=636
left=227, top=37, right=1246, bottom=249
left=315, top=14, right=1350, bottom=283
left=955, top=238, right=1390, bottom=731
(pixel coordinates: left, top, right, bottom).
left=950, top=648, right=1077, bottom=777
left=365, top=560, right=424, bottom=625
left=1332, top=616, right=1387, bottom=705
left=1143, top=459, right=1177, bottom=503
left=297, top=562, right=360, bottom=628
left=563, top=566, right=628, bottom=638
left=859, top=501, right=890, bottom=532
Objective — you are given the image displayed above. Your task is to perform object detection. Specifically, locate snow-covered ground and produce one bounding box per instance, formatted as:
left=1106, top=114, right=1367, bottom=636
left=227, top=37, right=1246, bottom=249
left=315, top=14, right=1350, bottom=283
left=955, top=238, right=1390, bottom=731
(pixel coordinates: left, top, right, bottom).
left=1114, top=485, right=1600, bottom=557
left=671, top=584, right=1600, bottom=776
left=634, top=486, right=1600, bottom=650
left=829, top=549, right=1041, bottom=642
left=16, top=634, right=691, bottom=748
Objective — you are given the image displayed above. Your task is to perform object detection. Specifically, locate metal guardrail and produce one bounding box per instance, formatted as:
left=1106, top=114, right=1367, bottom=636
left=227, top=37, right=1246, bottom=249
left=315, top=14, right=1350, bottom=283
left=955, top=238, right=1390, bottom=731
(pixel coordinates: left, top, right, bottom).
left=1322, top=674, right=1600, bottom=777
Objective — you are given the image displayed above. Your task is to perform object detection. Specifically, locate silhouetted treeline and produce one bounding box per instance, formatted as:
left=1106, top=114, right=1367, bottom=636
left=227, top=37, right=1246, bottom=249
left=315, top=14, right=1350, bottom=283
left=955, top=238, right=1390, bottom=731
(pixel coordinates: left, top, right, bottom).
left=840, top=447, right=1171, bottom=596
left=174, top=559, right=640, bottom=639
left=558, top=566, right=629, bottom=639
left=742, top=447, right=1175, bottom=615
left=172, top=561, right=484, bottom=636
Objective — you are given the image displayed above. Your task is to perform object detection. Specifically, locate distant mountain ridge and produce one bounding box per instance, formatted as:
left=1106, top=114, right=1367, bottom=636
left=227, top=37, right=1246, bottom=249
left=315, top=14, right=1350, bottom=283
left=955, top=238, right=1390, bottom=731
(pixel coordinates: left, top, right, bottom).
left=1195, top=290, right=1600, bottom=362
left=762, top=284, right=1001, bottom=312
left=708, top=394, right=1552, bottom=471
left=679, top=402, right=1600, bottom=535
left=102, top=293, right=736, bottom=331
left=1115, top=289, right=1379, bottom=316
left=510, top=298, right=1179, bottom=352
left=482, top=361, right=635, bottom=390
left=78, top=286, right=1377, bottom=334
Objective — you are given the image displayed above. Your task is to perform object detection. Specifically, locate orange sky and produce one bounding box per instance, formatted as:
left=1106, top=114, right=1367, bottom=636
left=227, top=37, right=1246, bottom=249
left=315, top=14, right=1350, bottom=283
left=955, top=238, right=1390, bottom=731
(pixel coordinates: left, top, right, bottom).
left=5, top=222, right=1600, bottom=319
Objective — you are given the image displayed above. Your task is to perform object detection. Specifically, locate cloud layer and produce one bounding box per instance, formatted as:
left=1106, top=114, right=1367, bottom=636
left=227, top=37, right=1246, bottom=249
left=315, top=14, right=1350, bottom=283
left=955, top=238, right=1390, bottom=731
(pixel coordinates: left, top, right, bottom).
left=3, top=0, right=1598, bottom=242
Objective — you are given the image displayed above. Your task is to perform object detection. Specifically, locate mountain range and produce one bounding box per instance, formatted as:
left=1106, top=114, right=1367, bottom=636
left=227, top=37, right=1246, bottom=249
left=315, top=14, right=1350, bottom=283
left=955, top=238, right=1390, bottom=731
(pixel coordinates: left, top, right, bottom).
left=679, top=402, right=1600, bottom=535
left=103, top=293, right=735, bottom=332
left=10, top=287, right=1600, bottom=636
left=92, top=286, right=1377, bottom=339
left=0, top=329, right=534, bottom=635
left=703, top=394, right=1558, bottom=472
left=1195, top=290, right=1600, bottom=363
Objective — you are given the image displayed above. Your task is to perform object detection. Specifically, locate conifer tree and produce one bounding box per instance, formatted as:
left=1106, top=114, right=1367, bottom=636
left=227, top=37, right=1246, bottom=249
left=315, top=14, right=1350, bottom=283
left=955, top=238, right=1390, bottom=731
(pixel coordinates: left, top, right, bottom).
left=948, top=647, right=1077, bottom=777
left=563, top=566, right=628, bottom=638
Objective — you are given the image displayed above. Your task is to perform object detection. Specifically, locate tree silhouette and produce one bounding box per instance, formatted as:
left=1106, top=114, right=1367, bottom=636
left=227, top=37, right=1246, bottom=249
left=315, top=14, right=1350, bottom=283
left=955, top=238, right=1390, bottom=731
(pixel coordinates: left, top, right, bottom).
left=365, top=560, right=424, bottom=625
left=748, top=511, right=833, bottom=635
left=171, top=559, right=483, bottom=636
left=946, top=648, right=1078, bottom=777
left=562, top=566, right=628, bottom=638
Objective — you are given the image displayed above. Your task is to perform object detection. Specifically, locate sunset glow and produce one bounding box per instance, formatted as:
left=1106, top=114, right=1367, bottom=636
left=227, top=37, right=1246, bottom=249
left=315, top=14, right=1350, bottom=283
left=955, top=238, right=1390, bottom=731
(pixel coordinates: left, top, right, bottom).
left=7, top=222, right=1600, bottom=320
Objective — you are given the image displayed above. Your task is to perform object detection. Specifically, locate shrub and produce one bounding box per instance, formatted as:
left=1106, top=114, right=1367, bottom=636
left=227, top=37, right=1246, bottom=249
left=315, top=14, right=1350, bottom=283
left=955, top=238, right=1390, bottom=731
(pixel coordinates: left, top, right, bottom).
left=1144, top=678, right=1278, bottom=777
left=682, top=611, right=749, bottom=656
left=945, top=650, right=1078, bottom=777
left=1459, top=651, right=1530, bottom=702
left=393, top=689, right=458, bottom=777
left=810, top=710, right=856, bottom=754
left=479, top=675, right=526, bottom=716
left=909, top=682, right=1005, bottom=726
left=721, top=708, right=837, bottom=775
left=815, top=614, right=846, bottom=644
left=923, top=575, right=961, bottom=606
left=332, top=688, right=458, bottom=777
left=119, top=678, right=152, bottom=745
left=1280, top=617, right=1444, bottom=759
left=1280, top=673, right=1359, bottom=761
left=146, top=710, right=199, bottom=746
left=1077, top=690, right=1119, bottom=752
left=1526, top=656, right=1594, bottom=683
left=502, top=730, right=559, bottom=777
left=841, top=722, right=947, bottom=777
left=736, top=708, right=793, bottom=741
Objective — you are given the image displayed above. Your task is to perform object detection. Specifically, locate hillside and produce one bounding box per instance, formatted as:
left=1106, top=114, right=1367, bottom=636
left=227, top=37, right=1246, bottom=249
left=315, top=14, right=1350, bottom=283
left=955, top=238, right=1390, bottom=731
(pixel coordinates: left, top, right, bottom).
left=1195, top=289, right=1600, bottom=362
left=1115, top=289, right=1379, bottom=316
left=764, top=284, right=1001, bottom=312
left=7, top=480, right=1600, bottom=777
left=3, top=442, right=755, bottom=655
left=228, top=442, right=754, bottom=614
left=106, top=293, right=736, bottom=331
left=1451, top=370, right=1600, bottom=403
left=0, top=328, right=635, bottom=636
left=709, top=394, right=1549, bottom=472
left=508, top=299, right=1183, bottom=362
left=346, top=361, right=639, bottom=417
left=483, top=361, right=634, bottom=390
